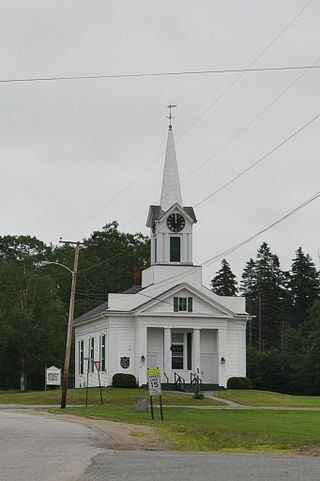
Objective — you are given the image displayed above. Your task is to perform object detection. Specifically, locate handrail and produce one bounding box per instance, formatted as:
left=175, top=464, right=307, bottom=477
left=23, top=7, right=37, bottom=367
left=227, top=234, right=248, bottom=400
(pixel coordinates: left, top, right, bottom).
left=163, top=372, right=169, bottom=386
left=173, top=372, right=185, bottom=385
left=190, top=372, right=202, bottom=384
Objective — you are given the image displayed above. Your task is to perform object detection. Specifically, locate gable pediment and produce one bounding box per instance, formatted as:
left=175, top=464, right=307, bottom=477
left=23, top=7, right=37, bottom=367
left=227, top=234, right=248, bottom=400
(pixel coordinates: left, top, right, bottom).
left=134, top=283, right=234, bottom=317
left=159, top=203, right=196, bottom=224
left=146, top=203, right=197, bottom=228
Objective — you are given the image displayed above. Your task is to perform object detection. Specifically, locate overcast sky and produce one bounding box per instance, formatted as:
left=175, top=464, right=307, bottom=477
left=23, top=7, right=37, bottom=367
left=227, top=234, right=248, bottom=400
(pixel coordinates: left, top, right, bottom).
left=1, top=0, right=320, bottom=287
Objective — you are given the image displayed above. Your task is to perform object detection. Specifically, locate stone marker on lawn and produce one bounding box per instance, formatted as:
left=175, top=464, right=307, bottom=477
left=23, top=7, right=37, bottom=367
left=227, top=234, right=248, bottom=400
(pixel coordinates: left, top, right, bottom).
left=133, top=397, right=150, bottom=412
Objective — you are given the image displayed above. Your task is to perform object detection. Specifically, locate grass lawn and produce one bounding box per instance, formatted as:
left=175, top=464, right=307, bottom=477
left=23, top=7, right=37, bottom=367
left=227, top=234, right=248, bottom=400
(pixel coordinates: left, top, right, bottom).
left=49, top=405, right=320, bottom=453
left=0, top=387, right=223, bottom=407
left=214, top=389, right=320, bottom=408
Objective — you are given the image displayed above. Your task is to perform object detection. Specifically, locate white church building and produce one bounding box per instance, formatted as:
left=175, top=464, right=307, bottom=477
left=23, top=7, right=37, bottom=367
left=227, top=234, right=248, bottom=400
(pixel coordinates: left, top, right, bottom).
left=74, top=122, right=249, bottom=389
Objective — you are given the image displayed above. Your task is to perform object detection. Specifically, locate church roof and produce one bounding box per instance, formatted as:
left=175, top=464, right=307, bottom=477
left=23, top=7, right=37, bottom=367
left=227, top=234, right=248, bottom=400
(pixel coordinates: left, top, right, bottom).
left=160, top=126, right=182, bottom=211
left=146, top=205, right=197, bottom=226
left=122, top=284, right=143, bottom=294
left=73, top=299, right=109, bottom=325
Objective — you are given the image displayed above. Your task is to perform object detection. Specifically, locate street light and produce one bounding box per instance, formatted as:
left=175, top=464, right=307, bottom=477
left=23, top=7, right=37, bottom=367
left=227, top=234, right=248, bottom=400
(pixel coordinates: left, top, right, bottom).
left=38, top=260, right=73, bottom=274
left=38, top=242, right=80, bottom=409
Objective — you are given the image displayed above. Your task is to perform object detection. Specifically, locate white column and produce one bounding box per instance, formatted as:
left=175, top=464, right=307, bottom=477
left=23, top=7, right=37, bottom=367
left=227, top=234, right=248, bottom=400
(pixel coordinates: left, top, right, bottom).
left=193, top=329, right=201, bottom=371
left=218, top=327, right=227, bottom=388
left=138, top=325, right=147, bottom=386
left=150, top=236, right=155, bottom=264
left=163, top=328, right=172, bottom=382
left=163, top=233, right=167, bottom=263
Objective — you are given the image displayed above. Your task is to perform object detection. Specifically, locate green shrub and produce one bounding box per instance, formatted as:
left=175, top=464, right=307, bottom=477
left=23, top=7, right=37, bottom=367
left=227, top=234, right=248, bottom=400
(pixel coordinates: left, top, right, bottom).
left=227, top=377, right=252, bottom=390
left=112, top=373, right=137, bottom=388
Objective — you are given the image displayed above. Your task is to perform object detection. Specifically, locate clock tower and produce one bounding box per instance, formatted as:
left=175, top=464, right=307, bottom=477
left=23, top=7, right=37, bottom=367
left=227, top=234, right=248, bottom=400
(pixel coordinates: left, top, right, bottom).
left=146, top=123, right=197, bottom=267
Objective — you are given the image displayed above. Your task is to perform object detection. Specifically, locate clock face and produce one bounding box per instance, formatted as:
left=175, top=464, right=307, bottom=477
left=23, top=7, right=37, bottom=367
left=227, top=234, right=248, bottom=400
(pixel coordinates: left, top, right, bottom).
left=166, top=213, right=185, bottom=232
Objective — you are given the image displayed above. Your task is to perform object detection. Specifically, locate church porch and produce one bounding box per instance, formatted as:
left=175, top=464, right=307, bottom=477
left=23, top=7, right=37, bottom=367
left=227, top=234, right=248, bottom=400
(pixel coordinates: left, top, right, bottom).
left=144, top=326, right=227, bottom=388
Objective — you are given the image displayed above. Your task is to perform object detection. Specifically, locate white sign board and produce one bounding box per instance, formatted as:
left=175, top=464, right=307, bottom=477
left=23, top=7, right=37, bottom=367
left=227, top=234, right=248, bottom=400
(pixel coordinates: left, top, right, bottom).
left=46, top=366, right=61, bottom=386
left=147, top=368, right=162, bottom=396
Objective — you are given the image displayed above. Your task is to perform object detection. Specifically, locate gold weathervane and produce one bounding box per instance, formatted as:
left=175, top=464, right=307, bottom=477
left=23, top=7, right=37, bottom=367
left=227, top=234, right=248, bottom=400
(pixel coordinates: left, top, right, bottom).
left=167, top=103, right=177, bottom=127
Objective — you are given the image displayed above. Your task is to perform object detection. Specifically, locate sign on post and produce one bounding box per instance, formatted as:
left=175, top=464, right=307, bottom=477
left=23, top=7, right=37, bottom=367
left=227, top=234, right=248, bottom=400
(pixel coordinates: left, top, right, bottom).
left=147, top=368, right=164, bottom=420
left=147, top=368, right=162, bottom=396
left=45, top=366, right=61, bottom=390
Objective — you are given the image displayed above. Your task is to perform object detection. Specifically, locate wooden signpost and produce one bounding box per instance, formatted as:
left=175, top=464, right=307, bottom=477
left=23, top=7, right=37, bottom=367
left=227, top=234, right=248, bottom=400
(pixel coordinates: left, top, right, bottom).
left=147, top=368, right=164, bottom=420
left=94, top=360, right=104, bottom=405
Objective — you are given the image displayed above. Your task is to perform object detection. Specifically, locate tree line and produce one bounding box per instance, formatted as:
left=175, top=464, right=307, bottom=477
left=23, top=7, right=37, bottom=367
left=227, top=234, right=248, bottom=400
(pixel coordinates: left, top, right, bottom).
left=0, top=222, right=149, bottom=390
left=211, top=242, right=320, bottom=394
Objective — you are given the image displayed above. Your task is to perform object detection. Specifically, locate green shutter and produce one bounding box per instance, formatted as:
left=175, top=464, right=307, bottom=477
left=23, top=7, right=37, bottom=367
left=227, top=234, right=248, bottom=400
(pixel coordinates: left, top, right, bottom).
left=187, top=297, right=193, bottom=312
left=170, top=237, right=181, bottom=262
left=187, top=332, right=192, bottom=370
left=173, top=297, right=179, bottom=312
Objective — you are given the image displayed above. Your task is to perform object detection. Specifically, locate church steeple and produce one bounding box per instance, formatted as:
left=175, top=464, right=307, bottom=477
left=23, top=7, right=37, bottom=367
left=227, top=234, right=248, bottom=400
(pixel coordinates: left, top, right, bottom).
left=160, top=117, right=182, bottom=212
left=146, top=110, right=197, bottom=268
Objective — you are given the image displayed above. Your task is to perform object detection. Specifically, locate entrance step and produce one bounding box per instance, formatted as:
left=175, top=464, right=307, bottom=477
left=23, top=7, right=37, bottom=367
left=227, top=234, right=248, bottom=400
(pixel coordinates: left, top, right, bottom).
left=161, top=382, right=223, bottom=393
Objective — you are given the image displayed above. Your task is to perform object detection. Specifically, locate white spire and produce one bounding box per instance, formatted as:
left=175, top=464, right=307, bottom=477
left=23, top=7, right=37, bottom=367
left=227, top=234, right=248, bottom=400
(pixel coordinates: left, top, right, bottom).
left=160, top=126, right=182, bottom=211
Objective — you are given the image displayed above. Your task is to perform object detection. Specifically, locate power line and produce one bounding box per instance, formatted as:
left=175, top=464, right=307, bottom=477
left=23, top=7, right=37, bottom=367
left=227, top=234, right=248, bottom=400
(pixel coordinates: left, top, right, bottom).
left=143, top=188, right=320, bottom=294
left=201, top=189, right=320, bottom=268
left=183, top=55, right=320, bottom=183
left=171, top=0, right=313, bottom=144
left=195, top=110, right=320, bottom=208
left=65, top=154, right=162, bottom=236
left=124, top=56, right=320, bottom=228
left=63, top=1, right=312, bottom=237
left=1, top=65, right=320, bottom=85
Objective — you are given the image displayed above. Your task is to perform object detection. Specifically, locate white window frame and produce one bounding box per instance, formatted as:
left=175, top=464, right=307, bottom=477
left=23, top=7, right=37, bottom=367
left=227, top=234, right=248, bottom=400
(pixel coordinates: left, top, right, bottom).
left=171, top=332, right=184, bottom=370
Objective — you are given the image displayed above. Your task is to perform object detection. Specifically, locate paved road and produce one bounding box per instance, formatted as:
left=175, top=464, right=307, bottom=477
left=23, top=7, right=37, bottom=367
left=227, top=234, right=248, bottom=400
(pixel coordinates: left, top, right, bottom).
left=0, top=411, right=102, bottom=481
left=1, top=410, right=320, bottom=481
left=81, top=450, right=320, bottom=481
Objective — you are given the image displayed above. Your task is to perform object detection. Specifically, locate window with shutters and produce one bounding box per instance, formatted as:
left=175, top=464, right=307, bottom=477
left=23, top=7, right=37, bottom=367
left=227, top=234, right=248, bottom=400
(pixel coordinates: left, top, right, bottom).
left=173, top=296, right=193, bottom=312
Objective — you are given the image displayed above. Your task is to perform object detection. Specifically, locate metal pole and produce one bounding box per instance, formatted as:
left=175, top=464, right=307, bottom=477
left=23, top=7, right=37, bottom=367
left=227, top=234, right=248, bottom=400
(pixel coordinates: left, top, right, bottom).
left=150, top=396, right=154, bottom=420
left=159, top=395, right=164, bottom=420
left=85, top=357, right=90, bottom=407
left=60, top=242, right=80, bottom=409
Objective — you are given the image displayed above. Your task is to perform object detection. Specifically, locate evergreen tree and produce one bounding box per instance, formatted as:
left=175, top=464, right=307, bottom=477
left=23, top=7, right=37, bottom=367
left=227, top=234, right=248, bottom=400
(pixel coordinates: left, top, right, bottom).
left=240, top=258, right=257, bottom=345
left=211, top=258, right=238, bottom=296
left=299, top=301, right=320, bottom=394
left=289, top=247, right=320, bottom=327
left=241, top=243, right=285, bottom=350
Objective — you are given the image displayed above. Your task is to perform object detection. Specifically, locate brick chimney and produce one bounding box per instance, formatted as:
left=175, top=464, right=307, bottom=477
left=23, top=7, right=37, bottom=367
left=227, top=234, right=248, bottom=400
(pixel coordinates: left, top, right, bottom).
left=133, top=265, right=142, bottom=286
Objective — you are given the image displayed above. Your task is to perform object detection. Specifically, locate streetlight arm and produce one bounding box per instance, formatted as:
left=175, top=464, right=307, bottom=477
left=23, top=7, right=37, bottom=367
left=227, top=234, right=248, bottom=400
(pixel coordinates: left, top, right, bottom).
left=38, top=261, right=73, bottom=275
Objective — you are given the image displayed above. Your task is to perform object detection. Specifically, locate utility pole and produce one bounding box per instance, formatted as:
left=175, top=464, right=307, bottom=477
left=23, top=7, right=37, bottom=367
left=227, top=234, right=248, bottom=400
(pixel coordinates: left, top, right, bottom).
left=258, top=290, right=262, bottom=352
left=60, top=240, right=82, bottom=409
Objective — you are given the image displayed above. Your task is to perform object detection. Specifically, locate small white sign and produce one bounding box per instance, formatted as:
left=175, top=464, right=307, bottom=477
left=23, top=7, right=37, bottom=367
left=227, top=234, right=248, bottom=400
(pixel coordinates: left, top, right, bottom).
left=46, top=366, right=61, bottom=386
left=147, top=368, right=162, bottom=396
